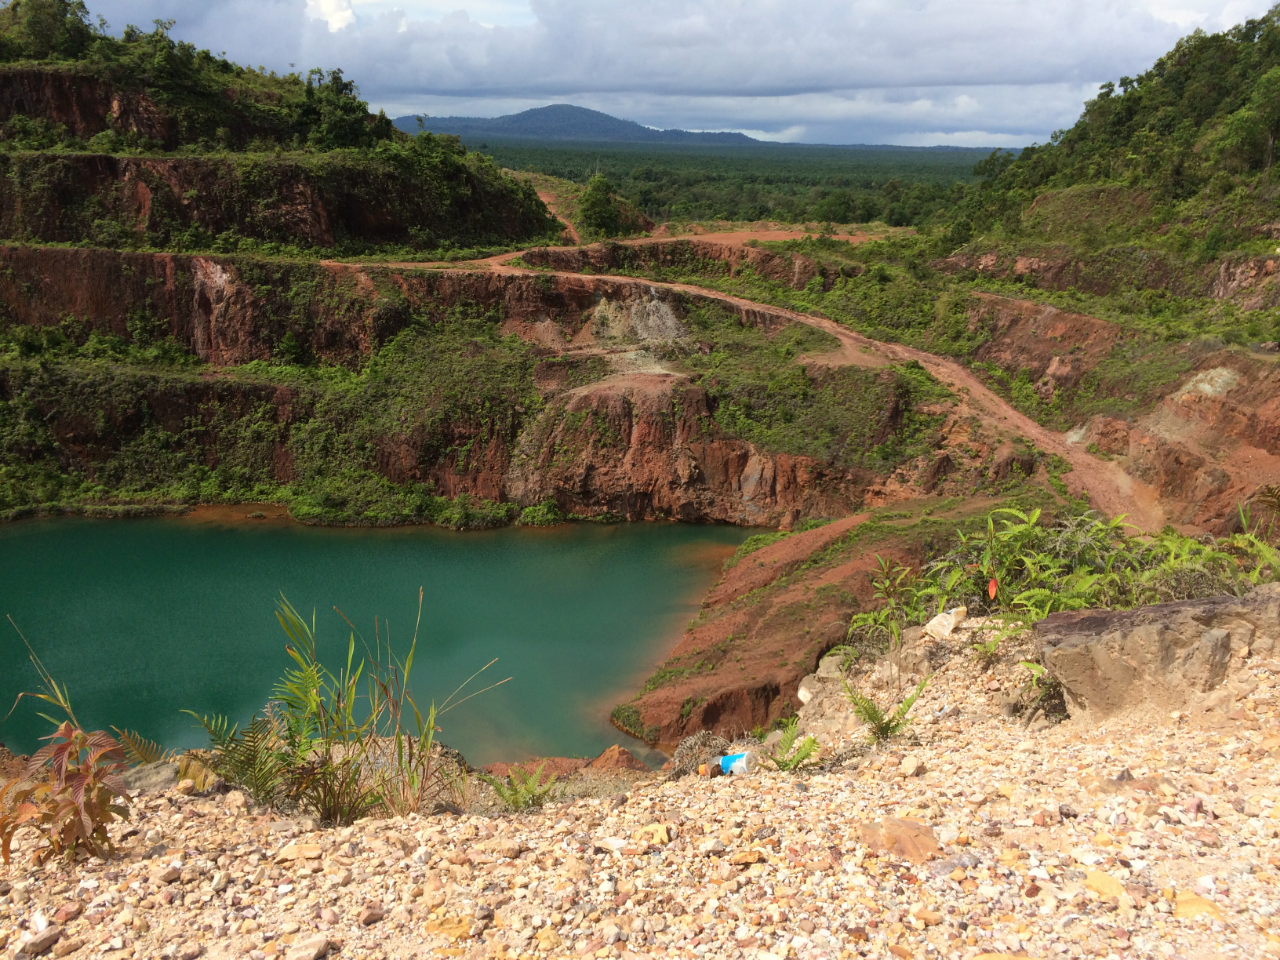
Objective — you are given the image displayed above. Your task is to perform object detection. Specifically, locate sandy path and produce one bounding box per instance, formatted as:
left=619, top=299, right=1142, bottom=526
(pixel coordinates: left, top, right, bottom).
left=528, top=268, right=1167, bottom=532
left=537, top=190, right=581, bottom=245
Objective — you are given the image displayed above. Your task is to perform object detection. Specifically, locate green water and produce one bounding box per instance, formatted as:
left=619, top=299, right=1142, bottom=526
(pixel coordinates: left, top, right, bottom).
left=0, top=514, right=748, bottom=768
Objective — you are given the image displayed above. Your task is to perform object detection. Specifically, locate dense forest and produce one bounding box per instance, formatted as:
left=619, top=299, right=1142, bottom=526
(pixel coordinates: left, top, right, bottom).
left=471, top=141, right=987, bottom=227
left=955, top=3, right=1280, bottom=246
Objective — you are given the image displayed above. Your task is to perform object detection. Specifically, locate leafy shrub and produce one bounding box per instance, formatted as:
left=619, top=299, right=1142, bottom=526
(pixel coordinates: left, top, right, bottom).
left=847, top=508, right=1280, bottom=661
left=0, top=722, right=129, bottom=864
left=184, top=713, right=289, bottom=808
left=579, top=175, right=623, bottom=238
left=764, top=718, right=819, bottom=772
left=517, top=498, right=564, bottom=526
left=0, top=636, right=131, bottom=864
left=479, top=763, right=558, bottom=812
left=187, top=591, right=499, bottom=824
left=844, top=676, right=930, bottom=743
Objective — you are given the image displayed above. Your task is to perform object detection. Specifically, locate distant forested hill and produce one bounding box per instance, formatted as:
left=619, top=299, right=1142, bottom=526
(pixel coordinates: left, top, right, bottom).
left=394, top=104, right=756, bottom=145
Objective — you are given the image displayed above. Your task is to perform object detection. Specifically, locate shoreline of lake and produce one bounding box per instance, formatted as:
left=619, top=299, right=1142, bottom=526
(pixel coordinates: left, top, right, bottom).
left=0, top=514, right=746, bottom=768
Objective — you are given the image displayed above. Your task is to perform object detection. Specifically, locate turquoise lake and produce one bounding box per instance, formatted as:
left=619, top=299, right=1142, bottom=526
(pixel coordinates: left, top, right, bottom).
left=0, top=510, right=748, bottom=768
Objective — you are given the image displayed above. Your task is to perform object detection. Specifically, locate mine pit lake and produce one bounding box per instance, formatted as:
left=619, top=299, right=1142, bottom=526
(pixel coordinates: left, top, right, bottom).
left=0, top=511, right=749, bottom=768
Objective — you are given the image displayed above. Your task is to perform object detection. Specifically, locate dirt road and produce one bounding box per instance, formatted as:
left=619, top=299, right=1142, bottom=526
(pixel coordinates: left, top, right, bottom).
left=349, top=230, right=1169, bottom=533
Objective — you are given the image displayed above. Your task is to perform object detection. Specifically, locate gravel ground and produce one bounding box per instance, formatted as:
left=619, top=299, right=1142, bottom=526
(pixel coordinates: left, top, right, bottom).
left=2, top=626, right=1278, bottom=960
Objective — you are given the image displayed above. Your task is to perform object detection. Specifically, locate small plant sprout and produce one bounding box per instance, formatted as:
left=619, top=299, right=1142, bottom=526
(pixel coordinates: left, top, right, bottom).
left=1019, top=660, right=1047, bottom=692
left=479, top=763, right=559, bottom=811
left=1, top=619, right=130, bottom=864
left=764, top=717, right=819, bottom=772
left=844, top=675, right=931, bottom=743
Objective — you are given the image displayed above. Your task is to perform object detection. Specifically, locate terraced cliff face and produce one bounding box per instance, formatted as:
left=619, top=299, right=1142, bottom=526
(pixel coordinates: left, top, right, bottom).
left=0, top=246, right=935, bottom=525
left=0, top=150, right=555, bottom=250
left=0, top=66, right=175, bottom=144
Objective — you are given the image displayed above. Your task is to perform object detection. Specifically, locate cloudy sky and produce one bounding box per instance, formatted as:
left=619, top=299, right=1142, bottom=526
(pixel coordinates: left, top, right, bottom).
left=88, top=0, right=1274, bottom=146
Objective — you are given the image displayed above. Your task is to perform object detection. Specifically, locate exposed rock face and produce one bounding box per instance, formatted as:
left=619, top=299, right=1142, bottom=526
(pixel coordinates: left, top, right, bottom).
left=0, top=248, right=811, bottom=368
left=968, top=293, right=1120, bottom=401
left=0, top=67, right=176, bottom=145
left=0, top=153, right=547, bottom=249
left=121, top=762, right=180, bottom=795
left=520, top=239, right=854, bottom=291
left=1035, top=584, right=1280, bottom=719
left=506, top=374, right=863, bottom=524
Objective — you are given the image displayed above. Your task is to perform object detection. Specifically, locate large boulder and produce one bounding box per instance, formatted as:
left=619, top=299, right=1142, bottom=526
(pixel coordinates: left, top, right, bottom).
left=121, top=761, right=179, bottom=795
left=1035, top=584, right=1280, bottom=719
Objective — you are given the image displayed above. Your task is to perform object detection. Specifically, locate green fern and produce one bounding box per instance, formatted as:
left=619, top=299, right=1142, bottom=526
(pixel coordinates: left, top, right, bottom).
left=765, top=717, right=819, bottom=772
left=111, top=728, right=178, bottom=766
left=844, top=675, right=931, bottom=742
left=478, top=763, right=558, bottom=812
left=183, top=711, right=286, bottom=806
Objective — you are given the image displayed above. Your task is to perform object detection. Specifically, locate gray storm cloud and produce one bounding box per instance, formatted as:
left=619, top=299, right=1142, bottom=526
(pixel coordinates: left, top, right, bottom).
left=86, top=0, right=1276, bottom=144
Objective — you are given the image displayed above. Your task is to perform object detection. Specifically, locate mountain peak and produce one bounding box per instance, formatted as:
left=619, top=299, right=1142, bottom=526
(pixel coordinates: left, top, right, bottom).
left=393, top=104, right=758, bottom=145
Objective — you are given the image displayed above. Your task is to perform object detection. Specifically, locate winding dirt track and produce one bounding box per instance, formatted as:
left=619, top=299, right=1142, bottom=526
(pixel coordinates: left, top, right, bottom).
left=361, top=229, right=1169, bottom=533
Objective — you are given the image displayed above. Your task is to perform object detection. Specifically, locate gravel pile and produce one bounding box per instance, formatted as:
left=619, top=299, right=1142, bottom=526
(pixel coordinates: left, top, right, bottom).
left=2, top=625, right=1278, bottom=960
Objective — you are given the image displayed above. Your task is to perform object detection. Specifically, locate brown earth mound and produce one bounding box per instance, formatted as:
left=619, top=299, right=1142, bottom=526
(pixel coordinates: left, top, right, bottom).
left=969, top=292, right=1122, bottom=391
left=625, top=513, right=938, bottom=745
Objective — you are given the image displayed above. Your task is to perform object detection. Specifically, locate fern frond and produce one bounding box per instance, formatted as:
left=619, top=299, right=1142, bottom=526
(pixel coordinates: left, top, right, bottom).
left=111, top=728, right=176, bottom=766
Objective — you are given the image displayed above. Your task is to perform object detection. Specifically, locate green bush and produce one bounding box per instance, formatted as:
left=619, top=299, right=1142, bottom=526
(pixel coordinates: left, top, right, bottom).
left=517, top=498, right=564, bottom=526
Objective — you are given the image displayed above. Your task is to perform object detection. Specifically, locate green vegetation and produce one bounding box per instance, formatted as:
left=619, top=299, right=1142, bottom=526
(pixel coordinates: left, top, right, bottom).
left=183, top=594, right=495, bottom=823
left=722, top=518, right=835, bottom=570
left=478, top=763, right=559, bottom=812
left=0, top=147, right=558, bottom=256
left=670, top=306, right=953, bottom=469
left=0, top=3, right=558, bottom=254
left=473, top=139, right=986, bottom=226
left=609, top=704, right=659, bottom=745
left=0, top=2, right=395, bottom=151
left=844, top=676, right=930, bottom=743
left=956, top=6, right=1280, bottom=237
left=845, top=506, right=1280, bottom=664
left=762, top=716, right=819, bottom=771
left=575, top=174, right=650, bottom=241
left=0, top=304, right=540, bottom=525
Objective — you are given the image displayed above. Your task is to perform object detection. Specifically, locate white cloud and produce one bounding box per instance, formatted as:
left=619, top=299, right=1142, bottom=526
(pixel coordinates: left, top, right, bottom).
left=306, top=0, right=355, bottom=31
left=87, top=0, right=1277, bottom=144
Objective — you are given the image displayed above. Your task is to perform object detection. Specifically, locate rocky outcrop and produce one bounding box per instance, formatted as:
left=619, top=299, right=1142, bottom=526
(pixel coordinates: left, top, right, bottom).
left=506, top=375, right=864, bottom=524
left=0, top=67, right=176, bottom=145
left=0, top=248, right=822, bottom=368
left=968, top=293, right=1121, bottom=400
left=941, top=248, right=1280, bottom=307
left=521, top=239, right=856, bottom=291
left=0, top=249, right=894, bottom=524
left=1035, top=584, right=1280, bottom=719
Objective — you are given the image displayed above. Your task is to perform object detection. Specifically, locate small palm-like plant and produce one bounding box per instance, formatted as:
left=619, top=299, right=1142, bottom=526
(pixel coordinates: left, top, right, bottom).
left=479, top=763, right=558, bottom=812
left=765, top=717, right=819, bottom=772
left=844, top=675, right=930, bottom=742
